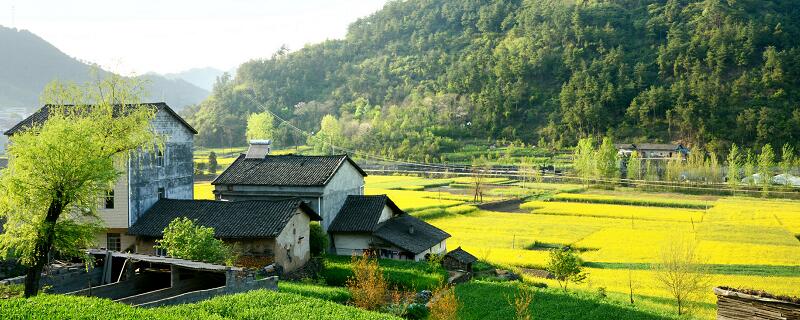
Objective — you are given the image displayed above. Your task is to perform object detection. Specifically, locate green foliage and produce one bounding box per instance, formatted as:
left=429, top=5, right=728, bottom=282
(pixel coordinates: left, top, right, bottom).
left=758, top=144, right=775, bottom=194
left=184, top=0, right=800, bottom=160
left=0, top=75, right=158, bottom=297
left=246, top=111, right=275, bottom=141
left=321, top=255, right=446, bottom=291
left=155, top=217, right=229, bottom=264
left=595, top=137, right=619, bottom=181
left=0, top=289, right=401, bottom=319
left=546, top=248, right=586, bottom=292
left=780, top=143, right=796, bottom=177
left=208, top=151, right=218, bottom=175
left=309, top=222, right=328, bottom=257
left=573, top=138, right=595, bottom=185
left=727, top=144, right=741, bottom=190
left=627, top=151, right=642, bottom=181
left=278, top=282, right=351, bottom=304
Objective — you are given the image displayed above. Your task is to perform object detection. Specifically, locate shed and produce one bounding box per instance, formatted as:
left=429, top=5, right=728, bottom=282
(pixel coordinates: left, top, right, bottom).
left=442, top=247, right=478, bottom=272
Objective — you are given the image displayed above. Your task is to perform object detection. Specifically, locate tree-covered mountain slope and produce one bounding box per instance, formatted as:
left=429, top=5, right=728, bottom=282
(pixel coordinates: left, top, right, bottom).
left=0, top=26, right=209, bottom=111
left=186, top=0, right=800, bottom=159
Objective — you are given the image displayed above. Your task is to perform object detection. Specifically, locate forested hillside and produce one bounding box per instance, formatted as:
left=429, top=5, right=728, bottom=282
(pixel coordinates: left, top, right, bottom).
left=185, top=0, right=800, bottom=160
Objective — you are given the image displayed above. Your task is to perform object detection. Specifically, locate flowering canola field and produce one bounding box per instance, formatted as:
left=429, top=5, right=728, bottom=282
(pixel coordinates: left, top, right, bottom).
left=365, top=175, right=800, bottom=319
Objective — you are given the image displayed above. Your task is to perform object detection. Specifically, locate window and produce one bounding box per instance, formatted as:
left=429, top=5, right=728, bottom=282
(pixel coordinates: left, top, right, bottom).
left=155, top=148, right=164, bottom=167
left=158, top=187, right=166, bottom=199
left=106, top=233, right=121, bottom=252
left=155, top=247, right=168, bottom=257
left=104, top=190, right=114, bottom=209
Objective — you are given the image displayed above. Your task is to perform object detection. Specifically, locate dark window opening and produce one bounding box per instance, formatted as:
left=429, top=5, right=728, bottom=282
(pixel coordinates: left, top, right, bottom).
left=158, top=187, right=166, bottom=199
left=105, top=190, right=115, bottom=209
left=155, top=247, right=168, bottom=256
left=107, top=233, right=121, bottom=252
left=155, top=148, right=164, bottom=167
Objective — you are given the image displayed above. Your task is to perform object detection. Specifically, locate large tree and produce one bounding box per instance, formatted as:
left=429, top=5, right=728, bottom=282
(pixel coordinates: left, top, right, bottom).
left=0, top=75, right=158, bottom=297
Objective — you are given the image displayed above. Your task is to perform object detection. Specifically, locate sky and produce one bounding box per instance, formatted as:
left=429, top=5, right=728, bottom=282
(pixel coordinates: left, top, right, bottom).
left=0, top=0, right=388, bottom=75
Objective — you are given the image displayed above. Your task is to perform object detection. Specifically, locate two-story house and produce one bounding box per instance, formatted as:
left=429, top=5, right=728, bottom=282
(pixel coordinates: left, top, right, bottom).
left=4, top=102, right=196, bottom=252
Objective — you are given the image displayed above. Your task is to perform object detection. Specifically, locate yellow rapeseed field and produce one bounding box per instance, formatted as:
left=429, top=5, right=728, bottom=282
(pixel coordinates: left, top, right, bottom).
left=521, top=200, right=706, bottom=222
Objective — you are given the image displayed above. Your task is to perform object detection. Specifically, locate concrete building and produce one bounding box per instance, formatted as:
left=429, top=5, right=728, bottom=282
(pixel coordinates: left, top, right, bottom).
left=211, top=146, right=367, bottom=232
left=328, top=195, right=450, bottom=261
left=4, top=102, right=196, bottom=251
left=127, top=198, right=321, bottom=272
left=614, top=143, right=690, bottom=160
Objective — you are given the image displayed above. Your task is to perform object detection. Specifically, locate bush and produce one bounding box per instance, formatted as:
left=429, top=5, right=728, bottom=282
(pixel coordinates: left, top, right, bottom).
left=156, top=217, right=230, bottom=264
left=546, top=248, right=586, bottom=292
left=322, top=256, right=446, bottom=291
left=309, top=222, right=328, bottom=257
left=346, top=253, right=388, bottom=310
left=429, top=285, right=459, bottom=320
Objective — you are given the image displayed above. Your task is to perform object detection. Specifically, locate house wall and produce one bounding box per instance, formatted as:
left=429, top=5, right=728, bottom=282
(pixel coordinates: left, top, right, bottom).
left=94, top=229, right=137, bottom=252
left=331, top=233, right=373, bottom=256
left=320, top=162, right=365, bottom=231
left=377, top=205, right=394, bottom=224
left=100, top=171, right=130, bottom=229
left=273, top=210, right=311, bottom=272
left=413, top=239, right=447, bottom=262
left=128, top=110, right=194, bottom=225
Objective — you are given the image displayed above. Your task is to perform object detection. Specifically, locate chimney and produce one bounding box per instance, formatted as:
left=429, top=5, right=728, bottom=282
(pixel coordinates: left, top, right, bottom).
left=245, top=140, right=272, bottom=159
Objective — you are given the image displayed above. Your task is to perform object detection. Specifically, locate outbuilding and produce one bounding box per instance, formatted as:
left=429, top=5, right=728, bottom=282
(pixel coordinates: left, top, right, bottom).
left=442, top=247, right=478, bottom=272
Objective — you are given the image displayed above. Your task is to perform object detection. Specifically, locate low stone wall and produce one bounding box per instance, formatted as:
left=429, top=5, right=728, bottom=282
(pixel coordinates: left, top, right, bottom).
left=715, top=287, right=800, bottom=320
left=0, top=265, right=103, bottom=294
left=138, top=276, right=278, bottom=308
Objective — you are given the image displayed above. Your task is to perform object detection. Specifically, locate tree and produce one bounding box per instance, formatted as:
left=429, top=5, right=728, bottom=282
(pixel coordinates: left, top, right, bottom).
left=573, top=138, right=595, bottom=186
left=726, top=144, right=741, bottom=192
left=546, top=248, right=586, bottom=292
left=780, top=143, right=795, bottom=181
left=743, top=150, right=756, bottom=187
left=246, top=111, right=276, bottom=142
left=0, top=76, right=157, bottom=297
left=310, top=115, right=344, bottom=155
left=627, top=151, right=642, bottom=181
left=758, top=144, right=775, bottom=195
left=309, top=222, right=328, bottom=257
left=652, top=236, right=710, bottom=315
left=595, top=137, right=619, bottom=182
left=155, top=217, right=229, bottom=264
left=471, top=156, right=490, bottom=202
left=208, top=151, right=218, bottom=175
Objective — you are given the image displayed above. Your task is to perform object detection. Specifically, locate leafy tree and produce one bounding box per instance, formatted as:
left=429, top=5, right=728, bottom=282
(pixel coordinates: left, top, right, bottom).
left=309, top=222, right=328, bottom=257
left=726, top=144, right=741, bottom=191
left=546, top=248, right=586, bottom=292
left=758, top=144, right=775, bottom=195
left=310, top=115, right=344, bottom=155
left=208, top=151, right=218, bottom=175
left=573, top=138, right=595, bottom=186
left=0, top=76, right=157, bottom=297
left=245, top=111, right=275, bottom=142
left=155, top=217, right=229, bottom=264
left=627, top=151, right=642, bottom=181
left=595, top=137, right=619, bottom=182
left=780, top=143, right=795, bottom=179
left=743, top=150, right=756, bottom=187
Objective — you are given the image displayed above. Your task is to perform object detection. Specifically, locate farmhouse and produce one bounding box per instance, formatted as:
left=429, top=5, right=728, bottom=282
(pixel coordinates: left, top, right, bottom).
left=328, top=195, right=450, bottom=261
left=211, top=142, right=366, bottom=232
left=614, top=143, right=689, bottom=160
left=127, top=198, right=321, bottom=272
left=4, top=102, right=196, bottom=252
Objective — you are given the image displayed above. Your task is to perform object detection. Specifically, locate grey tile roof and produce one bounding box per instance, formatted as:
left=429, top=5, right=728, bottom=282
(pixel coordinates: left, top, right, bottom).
left=446, top=247, right=477, bottom=264
left=635, top=143, right=682, bottom=151
left=4, top=102, right=198, bottom=136
left=373, top=215, right=450, bottom=255
left=211, top=154, right=367, bottom=186
left=127, top=198, right=321, bottom=239
left=328, top=195, right=403, bottom=233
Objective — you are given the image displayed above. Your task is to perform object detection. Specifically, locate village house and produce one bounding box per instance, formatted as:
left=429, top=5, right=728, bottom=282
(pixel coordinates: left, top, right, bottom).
left=615, top=143, right=689, bottom=160
left=127, top=198, right=321, bottom=272
left=211, top=142, right=366, bottom=232
left=4, top=102, right=196, bottom=252
left=327, top=195, right=450, bottom=261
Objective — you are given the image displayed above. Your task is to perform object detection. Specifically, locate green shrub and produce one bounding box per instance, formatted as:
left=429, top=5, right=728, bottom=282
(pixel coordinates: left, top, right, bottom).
left=322, top=256, right=446, bottom=291
left=309, top=222, right=328, bottom=257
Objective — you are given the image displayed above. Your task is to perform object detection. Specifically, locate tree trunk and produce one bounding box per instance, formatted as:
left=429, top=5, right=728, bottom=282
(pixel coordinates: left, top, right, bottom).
left=23, top=198, right=64, bottom=298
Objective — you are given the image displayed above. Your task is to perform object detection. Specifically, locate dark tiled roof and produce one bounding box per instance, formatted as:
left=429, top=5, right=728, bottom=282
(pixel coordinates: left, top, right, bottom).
left=127, top=199, right=321, bottom=239
left=211, top=154, right=367, bottom=186
left=373, top=215, right=450, bottom=255
left=0, top=158, right=7, bottom=170
left=446, top=247, right=477, bottom=264
left=635, top=143, right=682, bottom=151
left=328, top=195, right=403, bottom=233
left=4, top=102, right=197, bottom=136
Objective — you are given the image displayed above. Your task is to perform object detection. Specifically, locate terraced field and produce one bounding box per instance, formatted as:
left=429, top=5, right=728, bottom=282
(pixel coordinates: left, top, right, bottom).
left=360, top=175, right=800, bottom=319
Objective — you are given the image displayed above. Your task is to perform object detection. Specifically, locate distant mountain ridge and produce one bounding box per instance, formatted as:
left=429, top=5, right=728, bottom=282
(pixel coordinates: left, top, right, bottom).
left=0, top=26, right=209, bottom=111
left=162, top=67, right=226, bottom=91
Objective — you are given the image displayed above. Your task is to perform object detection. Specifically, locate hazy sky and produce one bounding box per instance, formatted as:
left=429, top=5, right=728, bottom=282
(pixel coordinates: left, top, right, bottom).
left=1, top=0, right=388, bottom=75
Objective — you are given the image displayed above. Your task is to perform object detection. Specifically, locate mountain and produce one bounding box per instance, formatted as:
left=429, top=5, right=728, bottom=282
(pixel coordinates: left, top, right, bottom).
left=163, top=67, right=226, bottom=91
left=0, top=26, right=210, bottom=111
left=185, top=0, right=800, bottom=158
